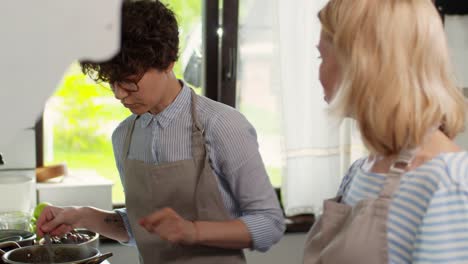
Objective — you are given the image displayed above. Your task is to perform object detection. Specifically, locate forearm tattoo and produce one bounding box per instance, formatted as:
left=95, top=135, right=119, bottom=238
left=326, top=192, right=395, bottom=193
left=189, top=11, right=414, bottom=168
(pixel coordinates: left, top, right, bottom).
left=104, top=215, right=126, bottom=231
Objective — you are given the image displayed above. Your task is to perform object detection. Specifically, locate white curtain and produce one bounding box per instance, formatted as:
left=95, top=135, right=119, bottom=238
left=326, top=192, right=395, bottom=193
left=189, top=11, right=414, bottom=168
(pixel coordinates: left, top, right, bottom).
left=274, top=0, right=366, bottom=216
left=446, top=16, right=468, bottom=147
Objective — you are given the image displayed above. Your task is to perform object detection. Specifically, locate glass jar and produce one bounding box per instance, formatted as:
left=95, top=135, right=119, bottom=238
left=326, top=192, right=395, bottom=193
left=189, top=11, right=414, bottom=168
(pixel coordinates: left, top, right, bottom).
left=0, top=174, right=35, bottom=231
left=0, top=211, right=32, bottom=231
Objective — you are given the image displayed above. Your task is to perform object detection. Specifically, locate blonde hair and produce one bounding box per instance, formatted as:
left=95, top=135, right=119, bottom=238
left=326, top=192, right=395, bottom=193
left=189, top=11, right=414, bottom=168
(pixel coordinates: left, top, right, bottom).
left=319, top=0, right=466, bottom=156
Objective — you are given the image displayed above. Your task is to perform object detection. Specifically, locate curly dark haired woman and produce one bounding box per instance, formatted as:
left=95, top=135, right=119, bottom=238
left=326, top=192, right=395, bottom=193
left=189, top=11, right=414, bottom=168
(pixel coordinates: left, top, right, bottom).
left=36, top=1, right=285, bottom=263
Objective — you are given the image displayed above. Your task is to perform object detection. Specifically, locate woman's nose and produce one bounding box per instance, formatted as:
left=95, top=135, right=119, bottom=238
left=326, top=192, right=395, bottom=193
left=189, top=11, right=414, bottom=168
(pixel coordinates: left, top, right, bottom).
left=114, top=87, right=129, bottom=100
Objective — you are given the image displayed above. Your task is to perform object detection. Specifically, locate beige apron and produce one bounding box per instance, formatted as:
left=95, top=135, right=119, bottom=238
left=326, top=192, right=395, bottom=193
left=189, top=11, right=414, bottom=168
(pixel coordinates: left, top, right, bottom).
left=123, top=90, right=246, bottom=263
left=303, top=152, right=413, bottom=264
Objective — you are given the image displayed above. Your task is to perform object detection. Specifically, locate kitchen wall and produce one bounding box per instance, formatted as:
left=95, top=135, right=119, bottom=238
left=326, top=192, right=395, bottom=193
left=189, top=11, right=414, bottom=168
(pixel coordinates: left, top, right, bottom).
left=0, top=129, right=36, bottom=170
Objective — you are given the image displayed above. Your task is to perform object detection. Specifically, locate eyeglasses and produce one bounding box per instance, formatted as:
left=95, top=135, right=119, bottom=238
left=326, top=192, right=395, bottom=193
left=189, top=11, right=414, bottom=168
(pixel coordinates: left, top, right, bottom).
left=110, top=81, right=139, bottom=93
left=110, top=74, right=144, bottom=93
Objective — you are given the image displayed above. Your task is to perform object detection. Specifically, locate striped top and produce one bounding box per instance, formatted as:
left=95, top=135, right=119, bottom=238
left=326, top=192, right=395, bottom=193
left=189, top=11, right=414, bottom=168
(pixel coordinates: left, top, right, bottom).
left=339, top=152, right=468, bottom=264
left=113, top=83, right=285, bottom=252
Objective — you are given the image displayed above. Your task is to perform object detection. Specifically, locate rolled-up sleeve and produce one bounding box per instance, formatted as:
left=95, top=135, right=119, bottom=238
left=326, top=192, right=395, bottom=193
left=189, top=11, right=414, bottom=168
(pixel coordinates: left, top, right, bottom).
left=114, top=208, right=137, bottom=246
left=209, top=109, right=286, bottom=252
left=112, top=122, right=137, bottom=246
left=234, top=151, right=285, bottom=252
left=240, top=213, right=285, bottom=252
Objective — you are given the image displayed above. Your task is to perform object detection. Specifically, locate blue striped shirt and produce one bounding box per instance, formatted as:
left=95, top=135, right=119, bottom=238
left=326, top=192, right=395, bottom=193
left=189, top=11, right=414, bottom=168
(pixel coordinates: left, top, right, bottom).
left=339, top=152, right=468, bottom=263
left=113, top=83, right=285, bottom=252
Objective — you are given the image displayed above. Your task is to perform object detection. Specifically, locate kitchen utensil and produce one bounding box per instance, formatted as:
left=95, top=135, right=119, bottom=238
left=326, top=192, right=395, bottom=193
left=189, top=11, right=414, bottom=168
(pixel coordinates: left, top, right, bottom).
left=36, top=164, right=67, bottom=183
left=0, top=237, right=21, bottom=244
left=0, top=213, right=31, bottom=233
left=0, top=243, right=112, bottom=264
left=0, top=176, right=34, bottom=216
left=0, top=231, right=35, bottom=247
left=43, top=233, right=54, bottom=263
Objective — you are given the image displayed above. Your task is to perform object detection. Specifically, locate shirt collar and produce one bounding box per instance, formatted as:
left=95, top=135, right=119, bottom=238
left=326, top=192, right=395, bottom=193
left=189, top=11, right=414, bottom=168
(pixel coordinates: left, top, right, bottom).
left=139, top=82, right=191, bottom=129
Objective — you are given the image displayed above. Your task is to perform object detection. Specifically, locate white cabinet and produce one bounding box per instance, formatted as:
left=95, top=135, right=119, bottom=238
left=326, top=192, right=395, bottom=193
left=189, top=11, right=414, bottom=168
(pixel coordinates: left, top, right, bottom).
left=36, top=170, right=113, bottom=211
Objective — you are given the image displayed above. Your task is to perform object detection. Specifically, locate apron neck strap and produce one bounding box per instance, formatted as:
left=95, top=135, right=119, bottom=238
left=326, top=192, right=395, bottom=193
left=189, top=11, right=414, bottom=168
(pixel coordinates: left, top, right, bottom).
left=189, top=89, right=207, bottom=161
left=123, top=116, right=138, bottom=160
left=379, top=149, right=416, bottom=198
left=190, top=89, right=204, bottom=134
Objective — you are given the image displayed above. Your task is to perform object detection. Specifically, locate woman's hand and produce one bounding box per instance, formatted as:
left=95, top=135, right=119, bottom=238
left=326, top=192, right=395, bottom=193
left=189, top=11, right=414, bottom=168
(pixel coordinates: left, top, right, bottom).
left=36, top=205, right=82, bottom=237
left=139, top=207, right=198, bottom=245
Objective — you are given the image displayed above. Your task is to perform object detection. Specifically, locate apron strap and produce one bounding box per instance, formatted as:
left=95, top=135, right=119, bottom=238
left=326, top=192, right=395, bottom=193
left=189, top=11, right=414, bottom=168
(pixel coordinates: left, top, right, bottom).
left=379, top=149, right=416, bottom=198
left=190, top=89, right=204, bottom=134
left=189, top=89, right=213, bottom=219
left=123, top=116, right=138, bottom=161
left=190, top=89, right=207, bottom=161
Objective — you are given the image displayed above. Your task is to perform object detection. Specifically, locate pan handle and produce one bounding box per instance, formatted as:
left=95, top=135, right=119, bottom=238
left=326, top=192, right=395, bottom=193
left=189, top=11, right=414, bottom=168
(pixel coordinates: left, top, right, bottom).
left=0, top=236, right=23, bottom=243
left=0, top=241, right=21, bottom=257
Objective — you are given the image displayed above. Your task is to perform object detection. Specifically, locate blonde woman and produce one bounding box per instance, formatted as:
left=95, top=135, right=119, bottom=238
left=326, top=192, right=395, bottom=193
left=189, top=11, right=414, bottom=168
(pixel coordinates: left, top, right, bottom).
left=304, top=0, right=468, bottom=263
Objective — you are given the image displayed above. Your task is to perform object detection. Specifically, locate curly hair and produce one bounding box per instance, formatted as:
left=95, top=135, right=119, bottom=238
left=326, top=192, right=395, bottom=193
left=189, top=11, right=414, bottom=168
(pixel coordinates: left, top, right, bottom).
left=81, top=0, right=179, bottom=83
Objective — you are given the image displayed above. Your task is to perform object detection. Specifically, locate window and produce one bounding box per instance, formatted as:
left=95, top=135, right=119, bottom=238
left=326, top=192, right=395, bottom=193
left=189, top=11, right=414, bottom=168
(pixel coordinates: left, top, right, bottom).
left=182, top=0, right=283, bottom=187
left=236, top=0, right=283, bottom=187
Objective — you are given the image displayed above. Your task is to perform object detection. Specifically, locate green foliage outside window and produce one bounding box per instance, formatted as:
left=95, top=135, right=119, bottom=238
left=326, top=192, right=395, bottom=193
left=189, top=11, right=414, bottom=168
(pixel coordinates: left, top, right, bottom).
left=49, top=65, right=130, bottom=202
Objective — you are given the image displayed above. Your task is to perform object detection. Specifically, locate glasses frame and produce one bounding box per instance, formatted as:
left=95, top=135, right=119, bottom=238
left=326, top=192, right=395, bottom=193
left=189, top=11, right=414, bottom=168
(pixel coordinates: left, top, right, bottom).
left=110, top=74, right=144, bottom=93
